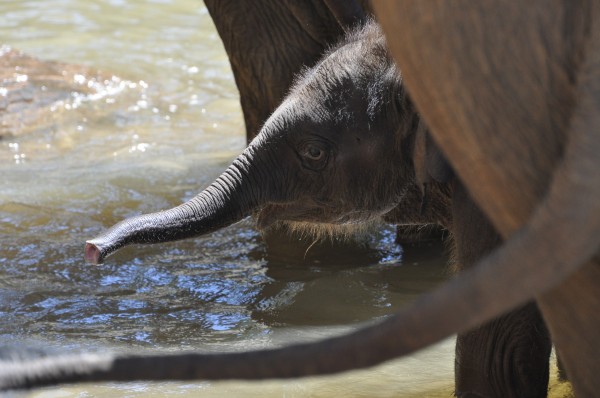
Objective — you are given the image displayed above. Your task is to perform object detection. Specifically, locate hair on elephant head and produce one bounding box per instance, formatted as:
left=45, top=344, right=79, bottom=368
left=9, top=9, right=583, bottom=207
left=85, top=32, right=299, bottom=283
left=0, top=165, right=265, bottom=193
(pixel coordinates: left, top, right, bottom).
left=85, top=20, right=451, bottom=264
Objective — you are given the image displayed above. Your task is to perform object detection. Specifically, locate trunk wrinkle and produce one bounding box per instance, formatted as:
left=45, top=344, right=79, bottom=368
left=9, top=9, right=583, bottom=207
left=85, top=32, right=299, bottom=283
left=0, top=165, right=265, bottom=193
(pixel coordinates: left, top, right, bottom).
left=85, top=159, right=260, bottom=264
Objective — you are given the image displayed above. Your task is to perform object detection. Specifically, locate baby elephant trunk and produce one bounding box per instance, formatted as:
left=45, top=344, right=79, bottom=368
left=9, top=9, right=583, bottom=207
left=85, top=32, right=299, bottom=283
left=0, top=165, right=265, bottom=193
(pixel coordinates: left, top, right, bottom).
left=85, top=152, right=262, bottom=264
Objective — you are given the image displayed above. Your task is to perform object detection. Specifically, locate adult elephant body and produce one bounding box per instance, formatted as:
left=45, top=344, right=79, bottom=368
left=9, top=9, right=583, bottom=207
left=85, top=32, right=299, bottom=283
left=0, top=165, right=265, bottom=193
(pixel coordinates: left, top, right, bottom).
left=374, top=1, right=600, bottom=396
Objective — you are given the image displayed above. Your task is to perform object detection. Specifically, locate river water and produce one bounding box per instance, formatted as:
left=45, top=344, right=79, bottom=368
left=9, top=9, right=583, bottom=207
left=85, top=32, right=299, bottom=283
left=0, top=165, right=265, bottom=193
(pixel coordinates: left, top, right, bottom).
left=0, top=1, right=568, bottom=397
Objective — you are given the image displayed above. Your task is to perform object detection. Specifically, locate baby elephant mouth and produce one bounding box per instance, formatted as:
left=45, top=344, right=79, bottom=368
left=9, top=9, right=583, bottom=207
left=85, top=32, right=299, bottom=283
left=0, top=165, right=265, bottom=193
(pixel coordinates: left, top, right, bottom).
left=255, top=202, right=386, bottom=239
left=256, top=203, right=328, bottom=231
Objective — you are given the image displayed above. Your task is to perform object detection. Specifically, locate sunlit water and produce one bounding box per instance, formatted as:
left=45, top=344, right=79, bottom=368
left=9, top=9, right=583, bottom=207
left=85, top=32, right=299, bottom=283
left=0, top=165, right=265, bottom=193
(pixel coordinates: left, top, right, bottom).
left=0, top=1, right=570, bottom=397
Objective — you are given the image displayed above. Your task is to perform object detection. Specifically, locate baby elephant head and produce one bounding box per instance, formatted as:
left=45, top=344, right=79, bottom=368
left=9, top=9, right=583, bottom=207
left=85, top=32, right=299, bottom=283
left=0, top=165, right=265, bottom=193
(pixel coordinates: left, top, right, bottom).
left=85, top=22, right=423, bottom=264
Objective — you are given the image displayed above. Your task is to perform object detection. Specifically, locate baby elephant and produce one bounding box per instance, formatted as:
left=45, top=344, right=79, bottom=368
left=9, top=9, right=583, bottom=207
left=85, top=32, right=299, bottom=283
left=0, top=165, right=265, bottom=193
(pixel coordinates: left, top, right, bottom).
left=85, top=21, right=450, bottom=264
left=85, top=21, right=551, bottom=398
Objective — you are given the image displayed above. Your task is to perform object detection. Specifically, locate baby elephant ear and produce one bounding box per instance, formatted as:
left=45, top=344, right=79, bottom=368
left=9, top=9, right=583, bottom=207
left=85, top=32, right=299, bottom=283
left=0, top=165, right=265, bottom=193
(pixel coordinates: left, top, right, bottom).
left=425, top=132, right=453, bottom=184
left=412, top=121, right=454, bottom=190
left=412, top=123, right=453, bottom=215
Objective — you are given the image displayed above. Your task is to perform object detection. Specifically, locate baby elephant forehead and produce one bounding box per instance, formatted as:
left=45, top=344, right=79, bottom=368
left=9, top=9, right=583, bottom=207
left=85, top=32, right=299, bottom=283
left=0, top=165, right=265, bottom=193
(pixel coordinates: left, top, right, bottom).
left=288, top=95, right=369, bottom=135
left=293, top=73, right=374, bottom=118
left=295, top=44, right=389, bottom=98
left=284, top=85, right=396, bottom=145
left=296, top=63, right=397, bottom=123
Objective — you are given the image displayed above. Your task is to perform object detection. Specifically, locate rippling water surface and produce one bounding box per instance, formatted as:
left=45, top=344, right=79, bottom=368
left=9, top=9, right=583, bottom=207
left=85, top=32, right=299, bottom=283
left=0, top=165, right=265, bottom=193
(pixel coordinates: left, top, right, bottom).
left=0, top=1, right=570, bottom=397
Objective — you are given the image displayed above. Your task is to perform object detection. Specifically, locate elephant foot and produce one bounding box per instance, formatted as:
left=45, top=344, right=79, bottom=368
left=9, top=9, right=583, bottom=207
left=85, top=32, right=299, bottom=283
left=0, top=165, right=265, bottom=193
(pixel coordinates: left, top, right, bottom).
left=455, top=303, right=552, bottom=398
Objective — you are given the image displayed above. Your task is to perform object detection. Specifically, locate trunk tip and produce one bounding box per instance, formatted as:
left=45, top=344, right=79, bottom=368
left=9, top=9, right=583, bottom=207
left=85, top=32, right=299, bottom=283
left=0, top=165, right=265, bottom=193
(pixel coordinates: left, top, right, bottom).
left=85, top=241, right=103, bottom=264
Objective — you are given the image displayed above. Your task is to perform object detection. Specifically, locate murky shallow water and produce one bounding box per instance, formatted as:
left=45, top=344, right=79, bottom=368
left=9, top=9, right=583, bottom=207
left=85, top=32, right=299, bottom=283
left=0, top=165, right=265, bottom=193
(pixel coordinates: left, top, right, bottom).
left=0, top=1, right=569, bottom=397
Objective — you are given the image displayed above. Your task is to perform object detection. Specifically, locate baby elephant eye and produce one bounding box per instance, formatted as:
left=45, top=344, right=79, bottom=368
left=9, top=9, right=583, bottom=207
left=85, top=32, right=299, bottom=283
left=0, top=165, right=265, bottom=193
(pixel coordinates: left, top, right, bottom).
left=305, top=145, right=324, bottom=161
left=299, top=141, right=329, bottom=171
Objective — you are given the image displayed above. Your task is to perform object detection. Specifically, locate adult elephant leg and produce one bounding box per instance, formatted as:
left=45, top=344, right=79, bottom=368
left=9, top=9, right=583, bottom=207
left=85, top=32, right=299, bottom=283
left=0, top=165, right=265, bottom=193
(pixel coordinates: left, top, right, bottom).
left=537, top=259, right=600, bottom=396
left=455, top=304, right=551, bottom=398
left=452, top=183, right=551, bottom=397
left=204, top=0, right=366, bottom=142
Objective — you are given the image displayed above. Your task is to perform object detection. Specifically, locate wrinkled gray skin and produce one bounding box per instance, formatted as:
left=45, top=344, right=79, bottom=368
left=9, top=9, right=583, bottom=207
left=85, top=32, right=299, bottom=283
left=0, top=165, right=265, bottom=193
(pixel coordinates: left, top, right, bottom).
left=85, top=22, right=449, bottom=264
